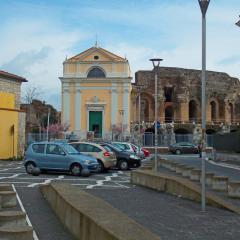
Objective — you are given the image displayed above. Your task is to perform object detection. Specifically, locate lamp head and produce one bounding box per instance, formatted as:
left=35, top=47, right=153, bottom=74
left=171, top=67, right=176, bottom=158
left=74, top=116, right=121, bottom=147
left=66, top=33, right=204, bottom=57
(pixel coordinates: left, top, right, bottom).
left=149, top=58, right=163, bottom=68
left=198, top=0, right=210, bottom=16
left=236, top=15, right=240, bottom=27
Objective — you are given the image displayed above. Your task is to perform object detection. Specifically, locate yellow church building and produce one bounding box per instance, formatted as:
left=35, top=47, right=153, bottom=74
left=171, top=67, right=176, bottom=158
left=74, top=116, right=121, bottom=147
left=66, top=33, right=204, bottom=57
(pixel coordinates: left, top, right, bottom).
left=60, top=46, right=132, bottom=139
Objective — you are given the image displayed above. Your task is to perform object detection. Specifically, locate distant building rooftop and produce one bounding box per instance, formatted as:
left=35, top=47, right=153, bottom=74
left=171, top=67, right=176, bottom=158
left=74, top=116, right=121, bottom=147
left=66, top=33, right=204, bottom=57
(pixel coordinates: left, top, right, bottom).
left=0, top=70, right=27, bottom=82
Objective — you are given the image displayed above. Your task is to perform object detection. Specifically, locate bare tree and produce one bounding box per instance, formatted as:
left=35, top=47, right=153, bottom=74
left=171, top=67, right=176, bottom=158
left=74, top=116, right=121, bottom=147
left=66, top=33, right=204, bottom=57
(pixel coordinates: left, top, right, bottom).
left=22, top=84, right=42, bottom=104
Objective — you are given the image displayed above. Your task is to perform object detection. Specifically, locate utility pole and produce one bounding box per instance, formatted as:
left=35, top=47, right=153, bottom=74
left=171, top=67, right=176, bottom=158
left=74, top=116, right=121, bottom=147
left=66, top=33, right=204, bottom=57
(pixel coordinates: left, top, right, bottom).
left=150, top=58, right=163, bottom=172
left=46, top=108, right=51, bottom=142
left=198, top=0, right=210, bottom=212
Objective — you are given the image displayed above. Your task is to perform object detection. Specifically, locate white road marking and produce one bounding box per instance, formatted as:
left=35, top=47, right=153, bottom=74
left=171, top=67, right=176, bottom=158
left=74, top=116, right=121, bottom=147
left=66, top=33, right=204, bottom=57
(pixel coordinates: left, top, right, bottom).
left=0, top=173, right=21, bottom=180
left=0, top=166, right=23, bottom=172
left=208, top=160, right=240, bottom=171
left=12, top=184, right=39, bottom=240
left=86, top=172, right=130, bottom=189
left=27, top=175, right=65, bottom=187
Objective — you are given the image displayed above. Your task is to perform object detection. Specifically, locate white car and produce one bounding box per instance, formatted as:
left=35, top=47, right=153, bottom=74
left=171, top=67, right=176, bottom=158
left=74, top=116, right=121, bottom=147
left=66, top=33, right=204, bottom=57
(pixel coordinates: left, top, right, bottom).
left=112, top=142, right=145, bottom=159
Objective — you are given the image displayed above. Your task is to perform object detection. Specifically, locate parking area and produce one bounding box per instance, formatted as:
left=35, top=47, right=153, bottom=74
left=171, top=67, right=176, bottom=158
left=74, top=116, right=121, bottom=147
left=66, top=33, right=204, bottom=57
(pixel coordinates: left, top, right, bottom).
left=0, top=161, right=132, bottom=189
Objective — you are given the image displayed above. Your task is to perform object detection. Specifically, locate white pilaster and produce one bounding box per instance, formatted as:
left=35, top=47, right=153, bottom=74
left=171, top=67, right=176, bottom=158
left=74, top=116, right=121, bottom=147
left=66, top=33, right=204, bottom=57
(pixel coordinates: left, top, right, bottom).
left=122, top=83, right=130, bottom=127
left=111, top=83, right=117, bottom=126
left=74, top=89, right=81, bottom=131
left=63, top=89, right=70, bottom=124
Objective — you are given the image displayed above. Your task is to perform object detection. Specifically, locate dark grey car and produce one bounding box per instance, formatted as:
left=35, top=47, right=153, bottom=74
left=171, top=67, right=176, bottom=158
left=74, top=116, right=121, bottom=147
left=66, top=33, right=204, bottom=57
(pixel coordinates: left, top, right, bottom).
left=169, top=142, right=199, bottom=155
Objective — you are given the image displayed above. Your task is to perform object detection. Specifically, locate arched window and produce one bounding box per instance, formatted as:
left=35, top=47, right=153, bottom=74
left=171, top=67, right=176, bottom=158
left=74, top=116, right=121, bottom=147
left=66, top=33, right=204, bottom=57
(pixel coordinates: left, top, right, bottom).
left=87, top=68, right=106, bottom=78
left=189, top=100, right=198, bottom=122
left=210, top=101, right=217, bottom=122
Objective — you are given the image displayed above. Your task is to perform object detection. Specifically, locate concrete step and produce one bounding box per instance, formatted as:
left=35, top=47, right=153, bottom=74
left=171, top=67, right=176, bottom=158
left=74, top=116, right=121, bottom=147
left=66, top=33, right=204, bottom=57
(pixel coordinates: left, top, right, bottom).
left=0, top=225, right=33, bottom=240
left=0, top=191, right=17, bottom=208
left=0, top=184, right=12, bottom=192
left=0, top=211, right=27, bottom=227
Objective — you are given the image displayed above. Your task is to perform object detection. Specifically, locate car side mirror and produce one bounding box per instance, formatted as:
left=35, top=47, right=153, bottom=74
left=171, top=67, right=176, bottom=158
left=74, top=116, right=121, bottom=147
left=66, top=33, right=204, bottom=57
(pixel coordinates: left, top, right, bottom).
left=60, top=152, right=66, bottom=156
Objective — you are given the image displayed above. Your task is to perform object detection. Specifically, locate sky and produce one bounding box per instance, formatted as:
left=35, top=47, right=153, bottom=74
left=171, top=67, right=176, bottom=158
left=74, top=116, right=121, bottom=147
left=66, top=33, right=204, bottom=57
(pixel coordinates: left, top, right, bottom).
left=0, top=0, right=239, bottom=110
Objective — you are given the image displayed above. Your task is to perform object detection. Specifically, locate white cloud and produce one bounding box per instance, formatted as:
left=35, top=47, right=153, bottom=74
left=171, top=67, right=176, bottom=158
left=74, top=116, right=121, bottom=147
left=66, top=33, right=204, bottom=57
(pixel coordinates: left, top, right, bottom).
left=0, top=0, right=239, bottom=111
left=0, top=18, right=89, bottom=109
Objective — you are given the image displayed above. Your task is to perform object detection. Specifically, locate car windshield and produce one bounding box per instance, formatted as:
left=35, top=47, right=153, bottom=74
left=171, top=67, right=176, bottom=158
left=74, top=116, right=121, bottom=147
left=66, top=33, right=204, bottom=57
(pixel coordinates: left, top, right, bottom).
left=63, top=144, right=79, bottom=154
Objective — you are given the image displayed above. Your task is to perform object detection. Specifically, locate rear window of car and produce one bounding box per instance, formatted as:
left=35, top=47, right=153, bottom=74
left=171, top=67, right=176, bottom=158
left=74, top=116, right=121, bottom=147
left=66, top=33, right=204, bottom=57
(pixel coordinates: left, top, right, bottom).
left=32, top=144, right=45, bottom=154
left=102, top=145, right=112, bottom=152
left=76, top=144, right=101, bottom=153
left=113, top=143, right=125, bottom=150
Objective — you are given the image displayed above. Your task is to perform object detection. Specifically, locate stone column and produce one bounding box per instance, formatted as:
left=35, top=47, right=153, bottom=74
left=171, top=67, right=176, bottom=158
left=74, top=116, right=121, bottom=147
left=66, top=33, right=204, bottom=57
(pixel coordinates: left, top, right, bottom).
left=224, top=99, right=230, bottom=124
left=177, top=95, right=189, bottom=123
left=158, top=88, right=165, bottom=123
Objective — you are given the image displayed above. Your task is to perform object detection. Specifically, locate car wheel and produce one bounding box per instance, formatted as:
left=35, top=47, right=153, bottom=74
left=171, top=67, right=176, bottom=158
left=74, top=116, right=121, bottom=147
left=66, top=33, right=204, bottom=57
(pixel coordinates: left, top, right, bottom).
left=70, top=163, right=82, bottom=176
left=175, top=149, right=181, bottom=155
left=97, top=160, right=105, bottom=173
left=25, top=162, right=36, bottom=174
left=118, top=160, right=129, bottom=171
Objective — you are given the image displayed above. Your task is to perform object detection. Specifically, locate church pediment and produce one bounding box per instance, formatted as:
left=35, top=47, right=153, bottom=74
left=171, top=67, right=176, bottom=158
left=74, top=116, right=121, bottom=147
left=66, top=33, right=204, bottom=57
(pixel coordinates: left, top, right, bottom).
left=66, top=46, right=125, bottom=63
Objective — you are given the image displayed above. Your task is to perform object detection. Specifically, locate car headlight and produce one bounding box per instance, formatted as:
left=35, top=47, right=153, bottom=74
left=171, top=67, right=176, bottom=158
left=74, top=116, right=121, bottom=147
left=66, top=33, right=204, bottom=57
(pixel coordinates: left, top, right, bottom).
left=130, top=154, right=138, bottom=159
left=84, top=160, right=91, bottom=164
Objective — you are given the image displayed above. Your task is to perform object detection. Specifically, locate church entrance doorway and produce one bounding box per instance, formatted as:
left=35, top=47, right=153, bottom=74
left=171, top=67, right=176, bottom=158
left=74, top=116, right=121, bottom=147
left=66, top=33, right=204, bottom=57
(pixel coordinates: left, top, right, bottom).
left=89, top=111, right=103, bottom=138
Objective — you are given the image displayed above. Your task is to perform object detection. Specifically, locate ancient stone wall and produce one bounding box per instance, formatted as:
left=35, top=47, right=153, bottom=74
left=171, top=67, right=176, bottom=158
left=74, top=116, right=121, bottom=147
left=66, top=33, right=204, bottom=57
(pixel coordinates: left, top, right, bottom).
left=132, top=67, right=240, bottom=126
left=18, top=112, right=26, bottom=157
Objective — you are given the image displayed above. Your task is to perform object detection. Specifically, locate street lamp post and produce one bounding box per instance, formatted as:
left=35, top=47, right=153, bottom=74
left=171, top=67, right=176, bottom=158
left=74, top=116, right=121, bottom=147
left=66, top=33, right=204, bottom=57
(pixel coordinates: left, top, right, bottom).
left=46, top=107, right=51, bottom=142
left=136, top=85, right=144, bottom=153
left=119, top=110, right=125, bottom=141
left=198, top=0, right=210, bottom=212
left=150, top=58, right=163, bottom=172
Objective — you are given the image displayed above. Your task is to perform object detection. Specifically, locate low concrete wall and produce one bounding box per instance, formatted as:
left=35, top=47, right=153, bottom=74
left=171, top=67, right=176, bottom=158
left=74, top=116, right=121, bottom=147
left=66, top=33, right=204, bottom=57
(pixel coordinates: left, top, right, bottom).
left=40, top=183, right=161, bottom=240
left=131, top=170, right=240, bottom=214
left=228, top=182, right=240, bottom=198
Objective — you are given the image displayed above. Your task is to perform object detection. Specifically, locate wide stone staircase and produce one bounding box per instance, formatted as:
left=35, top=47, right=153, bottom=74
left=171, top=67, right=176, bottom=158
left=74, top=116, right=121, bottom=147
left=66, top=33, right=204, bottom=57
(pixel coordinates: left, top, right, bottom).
left=0, top=184, right=33, bottom=240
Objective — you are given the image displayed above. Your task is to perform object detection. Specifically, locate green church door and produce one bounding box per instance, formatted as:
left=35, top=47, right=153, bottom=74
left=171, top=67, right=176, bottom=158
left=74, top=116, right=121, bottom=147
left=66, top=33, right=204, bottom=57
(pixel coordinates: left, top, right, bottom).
left=89, top=111, right=103, bottom=138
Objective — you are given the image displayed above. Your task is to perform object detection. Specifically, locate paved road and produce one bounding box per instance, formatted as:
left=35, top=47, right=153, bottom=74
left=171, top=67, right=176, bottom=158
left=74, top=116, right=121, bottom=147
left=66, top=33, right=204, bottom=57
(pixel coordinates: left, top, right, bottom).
left=2, top=160, right=240, bottom=240
left=0, top=161, right=132, bottom=240
left=163, top=154, right=240, bottom=181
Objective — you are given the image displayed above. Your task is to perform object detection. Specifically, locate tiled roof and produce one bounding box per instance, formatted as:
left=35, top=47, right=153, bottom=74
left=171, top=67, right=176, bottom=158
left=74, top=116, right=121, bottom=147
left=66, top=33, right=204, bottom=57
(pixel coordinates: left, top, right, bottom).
left=0, top=70, right=27, bottom=82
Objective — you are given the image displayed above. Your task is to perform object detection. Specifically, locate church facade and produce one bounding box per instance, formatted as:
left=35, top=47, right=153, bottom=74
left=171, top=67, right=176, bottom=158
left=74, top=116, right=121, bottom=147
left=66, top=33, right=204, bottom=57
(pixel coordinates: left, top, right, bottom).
left=60, top=46, right=132, bottom=139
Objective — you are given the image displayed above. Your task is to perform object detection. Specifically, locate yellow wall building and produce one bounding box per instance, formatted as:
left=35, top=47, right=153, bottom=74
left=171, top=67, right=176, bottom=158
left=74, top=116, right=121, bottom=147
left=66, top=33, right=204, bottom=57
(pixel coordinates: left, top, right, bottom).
left=0, top=71, right=27, bottom=159
left=60, top=46, right=132, bottom=139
